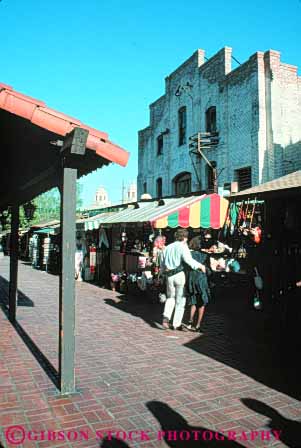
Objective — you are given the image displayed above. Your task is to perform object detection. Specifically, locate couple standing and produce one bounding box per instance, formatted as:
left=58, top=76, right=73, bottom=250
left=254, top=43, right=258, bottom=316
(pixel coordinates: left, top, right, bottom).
left=160, top=229, right=207, bottom=330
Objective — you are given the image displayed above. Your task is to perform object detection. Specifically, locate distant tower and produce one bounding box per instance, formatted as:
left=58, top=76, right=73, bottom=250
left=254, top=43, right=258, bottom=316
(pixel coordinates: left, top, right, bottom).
left=127, top=181, right=137, bottom=202
left=122, top=181, right=137, bottom=204
left=94, top=186, right=111, bottom=208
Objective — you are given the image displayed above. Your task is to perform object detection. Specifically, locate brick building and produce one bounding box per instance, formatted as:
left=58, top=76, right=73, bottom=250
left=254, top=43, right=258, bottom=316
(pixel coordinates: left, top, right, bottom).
left=138, top=47, right=301, bottom=198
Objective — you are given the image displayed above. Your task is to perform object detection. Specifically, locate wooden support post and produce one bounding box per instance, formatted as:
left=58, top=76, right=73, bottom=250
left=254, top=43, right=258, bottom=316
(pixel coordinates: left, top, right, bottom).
left=59, top=166, right=77, bottom=394
left=9, top=205, right=19, bottom=322
left=58, top=127, right=88, bottom=395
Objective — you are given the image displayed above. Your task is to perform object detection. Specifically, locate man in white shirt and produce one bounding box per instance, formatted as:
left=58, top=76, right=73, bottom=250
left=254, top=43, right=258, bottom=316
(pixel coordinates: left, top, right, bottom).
left=160, top=229, right=206, bottom=330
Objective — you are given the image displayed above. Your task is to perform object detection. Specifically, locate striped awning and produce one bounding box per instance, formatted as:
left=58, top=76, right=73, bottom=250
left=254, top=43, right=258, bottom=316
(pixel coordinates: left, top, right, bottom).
left=151, top=194, right=229, bottom=229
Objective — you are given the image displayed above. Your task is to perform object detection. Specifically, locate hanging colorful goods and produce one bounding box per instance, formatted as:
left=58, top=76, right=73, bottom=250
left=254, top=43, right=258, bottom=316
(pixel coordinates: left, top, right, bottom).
left=254, top=267, right=263, bottom=290
left=236, top=200, right=245, bottom=229
left=237, top=244, right=247, bottom=259
left=89, top=245, right=96, bottom=274
left=250, top=226, right=262, bottom=244
left=239, top=199, right=249, bottom=229
left=229, top=202, right=239, bottom=236
left=223, top=205, right=231, bottom=238
left=248, top=197, right=262, bottom=244
left=253, top=292, right=263, bottom=310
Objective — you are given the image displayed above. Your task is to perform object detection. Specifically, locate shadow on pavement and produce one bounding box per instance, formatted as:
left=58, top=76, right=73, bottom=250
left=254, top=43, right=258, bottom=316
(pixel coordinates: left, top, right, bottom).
left=241, top=398, right=301, bottom=448
left=183, top=287, right=301, bottom=400
left=104, top=285, right=301, bottom=400
left=146, top=400, right=244, bottom=447
left=104, top=295, right=163, bottom=330
left=0, top=275, right=59, bottom=389
left=0, top=275, right=34, bottom=307
left=100, top=437, right=130, bottom=447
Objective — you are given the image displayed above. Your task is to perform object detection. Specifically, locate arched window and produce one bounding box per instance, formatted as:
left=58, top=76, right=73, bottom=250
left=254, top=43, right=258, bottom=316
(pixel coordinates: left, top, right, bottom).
left=156, top=177, right=163, bottom=198
left=206, top=106, right=217, bottom=133
left=173, top=172, right=191, bottom=196
left=178, top=106, right=187, bottom=146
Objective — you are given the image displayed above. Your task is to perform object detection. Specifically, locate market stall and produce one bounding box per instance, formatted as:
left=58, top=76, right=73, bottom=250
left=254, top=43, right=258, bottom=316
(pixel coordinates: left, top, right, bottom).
left=229, top=171, right=301, bottom=312
left=81, top=194, right=230, bottom=296
left=28, top=222, right=60, bottom=271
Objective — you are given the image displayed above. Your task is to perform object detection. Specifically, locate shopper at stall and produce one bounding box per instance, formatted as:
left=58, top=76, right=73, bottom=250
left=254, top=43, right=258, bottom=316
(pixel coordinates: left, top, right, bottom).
left=160, top=229, right=206, bottom=330
left=185, top=236, right=211, bottom=332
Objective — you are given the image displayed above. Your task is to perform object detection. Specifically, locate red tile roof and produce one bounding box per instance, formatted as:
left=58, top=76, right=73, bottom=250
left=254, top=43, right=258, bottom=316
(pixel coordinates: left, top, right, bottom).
left=0, top=82, right=129, bottom=167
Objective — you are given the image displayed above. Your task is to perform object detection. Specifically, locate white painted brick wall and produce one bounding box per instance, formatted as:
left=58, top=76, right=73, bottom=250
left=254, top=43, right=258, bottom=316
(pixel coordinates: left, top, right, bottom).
left=138, top=47, right=301, bottom=198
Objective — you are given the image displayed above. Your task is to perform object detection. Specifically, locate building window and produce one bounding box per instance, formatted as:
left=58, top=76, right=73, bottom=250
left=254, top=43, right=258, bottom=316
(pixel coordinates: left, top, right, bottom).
left=157, top=135, right=163, bottom=155
left=235, top=167, right=252, bottom=191
left=206, top=106, right=217, bottom=133
left=173, top=172, right=191, bottom=196
left=156, top=177, right=162, bottom=198
left=207, top=161, right=217, bottom=192
left=178, top=106, right=187, bottom=146
left=143, top=182, right=147, bottom=194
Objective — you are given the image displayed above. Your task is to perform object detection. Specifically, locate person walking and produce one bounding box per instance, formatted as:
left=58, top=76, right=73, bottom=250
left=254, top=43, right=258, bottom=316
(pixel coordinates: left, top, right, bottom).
left=185, top=236, right=211, bottom=332
left=160, top=229, right=206, bottom=330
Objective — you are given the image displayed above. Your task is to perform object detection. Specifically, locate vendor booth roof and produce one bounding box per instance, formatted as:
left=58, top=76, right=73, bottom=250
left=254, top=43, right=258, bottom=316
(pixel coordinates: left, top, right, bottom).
left=0, top=83, right=129, bottom=207
left=231, top=171, right=301, bottom=198
left=82, top=212, right=117, bottom=231
left=31, top=219, right=60, bottom=229
left=83, top=194, right=229, bottom=230
left=34, top=227, right=57, bottom=234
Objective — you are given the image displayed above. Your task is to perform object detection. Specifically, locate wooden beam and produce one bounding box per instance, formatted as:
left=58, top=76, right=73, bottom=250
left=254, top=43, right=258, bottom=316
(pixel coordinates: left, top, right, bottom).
left=9, top=205, right=19, bottom=322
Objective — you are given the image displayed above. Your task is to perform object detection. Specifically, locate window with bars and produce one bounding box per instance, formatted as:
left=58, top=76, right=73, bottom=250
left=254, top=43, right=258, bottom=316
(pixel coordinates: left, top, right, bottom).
left=178, top=106, right=187, bottom=146
left=235, top=167, right=252, bottom=191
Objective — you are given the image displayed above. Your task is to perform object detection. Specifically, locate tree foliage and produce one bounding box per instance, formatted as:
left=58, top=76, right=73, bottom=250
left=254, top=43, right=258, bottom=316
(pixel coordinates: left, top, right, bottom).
left=0, top=182, right=83, bottom=231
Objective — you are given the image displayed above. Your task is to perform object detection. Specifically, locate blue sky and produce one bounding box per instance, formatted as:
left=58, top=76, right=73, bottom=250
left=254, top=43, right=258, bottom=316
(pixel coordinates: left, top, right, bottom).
left=1, top=0, right=300, bottom=207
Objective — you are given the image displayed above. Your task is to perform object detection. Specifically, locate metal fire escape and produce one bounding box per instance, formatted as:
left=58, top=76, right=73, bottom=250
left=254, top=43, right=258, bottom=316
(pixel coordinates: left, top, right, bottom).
left=189, top=131, right=220, bottom=193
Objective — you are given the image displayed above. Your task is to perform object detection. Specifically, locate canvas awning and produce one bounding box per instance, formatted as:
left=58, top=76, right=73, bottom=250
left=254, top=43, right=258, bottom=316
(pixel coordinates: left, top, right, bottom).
left=81, top=194, right=229, bottom=230
left=151, top=193, right=229, bottom=229
left=83, top=212, right=117, bottom=231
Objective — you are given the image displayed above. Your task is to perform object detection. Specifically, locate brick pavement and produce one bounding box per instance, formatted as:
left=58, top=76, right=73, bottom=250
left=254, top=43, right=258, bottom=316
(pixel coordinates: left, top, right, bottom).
left=0, top=257, right=300, bottom=448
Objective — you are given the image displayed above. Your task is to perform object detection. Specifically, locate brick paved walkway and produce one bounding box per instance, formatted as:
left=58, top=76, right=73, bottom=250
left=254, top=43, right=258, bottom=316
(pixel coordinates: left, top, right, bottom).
left=0, top=257, right=300, bottom=448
